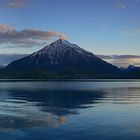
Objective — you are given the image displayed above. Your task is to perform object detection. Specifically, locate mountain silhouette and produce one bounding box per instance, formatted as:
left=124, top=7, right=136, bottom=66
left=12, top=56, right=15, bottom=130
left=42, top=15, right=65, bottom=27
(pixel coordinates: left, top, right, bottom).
left=5, top=39, right=120, bottom=78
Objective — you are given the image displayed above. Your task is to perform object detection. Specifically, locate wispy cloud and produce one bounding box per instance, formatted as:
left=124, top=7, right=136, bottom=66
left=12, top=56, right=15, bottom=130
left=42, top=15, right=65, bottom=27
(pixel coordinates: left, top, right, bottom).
left=7, top=0, right=25, bottom=8
left=98, top=55, right=140, bottom=67
left=125, top=28, right=140, bottom=36
left=0, top=24, right=14, bottom=33
left=121, top=27, right=140, bottom=36
left=97, top=55, right=140, bottom=59
left=116, top=0, right=140, bottom=9
left=132, top=29, right=140, bottom=33
left=117, top=2, right=127, bottom=9
left=0, top=24, right=67, bottom=48
left=0, top=0, right=26, bottom=8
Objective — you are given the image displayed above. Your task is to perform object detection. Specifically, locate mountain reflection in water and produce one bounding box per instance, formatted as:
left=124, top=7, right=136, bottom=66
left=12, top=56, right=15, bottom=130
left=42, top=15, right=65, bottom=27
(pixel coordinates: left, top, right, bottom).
left=0, top=81, right=140, bottom=140
left=0, top=87, right=105, bottom=130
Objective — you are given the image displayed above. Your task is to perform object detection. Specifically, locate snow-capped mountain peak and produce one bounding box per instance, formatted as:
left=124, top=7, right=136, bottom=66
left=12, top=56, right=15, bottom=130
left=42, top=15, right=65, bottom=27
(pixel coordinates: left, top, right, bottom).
left=32, top=38, right=93, bottom=58
left=6, top=38, right=119, bottom=75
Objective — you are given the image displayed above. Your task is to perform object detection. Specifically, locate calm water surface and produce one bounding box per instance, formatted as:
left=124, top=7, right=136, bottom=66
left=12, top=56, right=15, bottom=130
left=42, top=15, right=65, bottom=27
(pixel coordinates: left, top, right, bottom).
left=0, top=81, right=140, bottom=140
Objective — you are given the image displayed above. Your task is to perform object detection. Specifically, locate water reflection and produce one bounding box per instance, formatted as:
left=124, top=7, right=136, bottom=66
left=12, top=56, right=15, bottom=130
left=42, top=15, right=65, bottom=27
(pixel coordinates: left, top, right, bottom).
left=0, top=82, right=140, bottom=140
left=0, top=87, right=106, bottom=131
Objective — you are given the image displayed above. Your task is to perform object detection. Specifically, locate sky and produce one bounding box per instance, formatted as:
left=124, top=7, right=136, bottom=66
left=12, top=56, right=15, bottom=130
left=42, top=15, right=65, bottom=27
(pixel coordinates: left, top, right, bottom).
left=0, top=0, right=140, bottom=56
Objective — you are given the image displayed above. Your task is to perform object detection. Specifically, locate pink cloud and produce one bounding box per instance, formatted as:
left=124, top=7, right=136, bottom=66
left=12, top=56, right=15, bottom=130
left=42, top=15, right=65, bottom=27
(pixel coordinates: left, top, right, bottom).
left=7, top=0, right=25, bottom=8
left=0, top=24, right=67, bottom=47
left=0, top=24, right=15, bottom=33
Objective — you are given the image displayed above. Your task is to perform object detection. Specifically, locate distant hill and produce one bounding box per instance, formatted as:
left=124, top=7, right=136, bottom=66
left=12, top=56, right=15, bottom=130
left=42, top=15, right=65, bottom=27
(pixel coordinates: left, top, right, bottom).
left=124, top=65, right=140, bottom=78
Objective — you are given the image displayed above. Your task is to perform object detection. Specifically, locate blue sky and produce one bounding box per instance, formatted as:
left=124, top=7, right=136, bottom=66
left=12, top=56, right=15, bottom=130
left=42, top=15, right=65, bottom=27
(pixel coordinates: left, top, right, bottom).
left=0, top=0, right=140, bottom=55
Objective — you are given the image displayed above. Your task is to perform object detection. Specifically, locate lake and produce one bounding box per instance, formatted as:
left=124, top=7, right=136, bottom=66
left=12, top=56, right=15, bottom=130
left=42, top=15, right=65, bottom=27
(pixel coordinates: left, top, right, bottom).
left=0, top=80, right=140, bottom=140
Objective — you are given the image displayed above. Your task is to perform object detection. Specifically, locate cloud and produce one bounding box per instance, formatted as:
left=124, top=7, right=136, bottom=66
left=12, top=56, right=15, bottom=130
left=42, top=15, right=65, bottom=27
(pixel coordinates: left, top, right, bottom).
left=122, top=27, right=140, bottom=36
left=132, top=29, right=140, bottom=33
left=98, top=55, right=140, bottom=59
left=0, top=24, right=67, bottom=48
left=126, top=29, right=140, bottom=36
left=97, top=55, right=140, bottom=67
left=117, top=2, right=127, bottom=9
left=7, top=0, right=25, bottom=8
left=0, top=24, right=14, bottom=33
left=116, top=0, right=140, bottom=9
left=0, top=0, right=25, bottom=8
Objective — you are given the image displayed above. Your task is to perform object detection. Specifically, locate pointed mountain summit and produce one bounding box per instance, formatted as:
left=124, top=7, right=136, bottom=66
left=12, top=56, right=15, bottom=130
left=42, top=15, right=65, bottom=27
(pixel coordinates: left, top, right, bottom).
left=6, top=39, right=120, bottom=77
